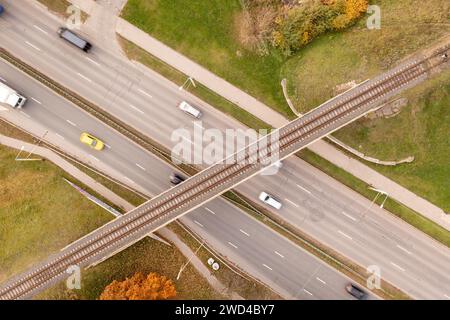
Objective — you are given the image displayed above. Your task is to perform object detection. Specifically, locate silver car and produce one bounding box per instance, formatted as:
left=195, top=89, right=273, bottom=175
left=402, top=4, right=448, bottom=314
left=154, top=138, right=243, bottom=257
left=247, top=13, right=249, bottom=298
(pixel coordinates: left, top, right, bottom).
left=259, top=192, right=282, bottom=210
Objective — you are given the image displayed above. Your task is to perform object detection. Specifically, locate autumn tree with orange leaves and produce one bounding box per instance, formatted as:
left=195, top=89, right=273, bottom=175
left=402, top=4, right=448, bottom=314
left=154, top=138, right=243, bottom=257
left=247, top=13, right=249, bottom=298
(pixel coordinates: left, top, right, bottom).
left=99, top=272, right=177, bottom=300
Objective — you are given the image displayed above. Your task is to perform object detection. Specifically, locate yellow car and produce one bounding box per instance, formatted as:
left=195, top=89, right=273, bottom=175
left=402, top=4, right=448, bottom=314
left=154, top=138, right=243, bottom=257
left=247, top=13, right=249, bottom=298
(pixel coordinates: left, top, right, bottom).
left=80, top=132, right=104, bottom=151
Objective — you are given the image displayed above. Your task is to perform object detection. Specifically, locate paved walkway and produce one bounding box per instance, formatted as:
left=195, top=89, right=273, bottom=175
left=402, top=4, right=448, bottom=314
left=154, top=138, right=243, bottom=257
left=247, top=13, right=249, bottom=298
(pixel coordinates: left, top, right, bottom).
left=0, top=133, right=241, bottom=298
left=64, top=0, right=449, bottom=230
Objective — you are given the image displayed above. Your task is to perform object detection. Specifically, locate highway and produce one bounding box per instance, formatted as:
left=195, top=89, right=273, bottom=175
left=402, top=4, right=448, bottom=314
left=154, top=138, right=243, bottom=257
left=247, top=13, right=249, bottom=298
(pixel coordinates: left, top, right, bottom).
left=0, top=59, right=364, bottom=300
left=0, top=0, right=449, bottom=300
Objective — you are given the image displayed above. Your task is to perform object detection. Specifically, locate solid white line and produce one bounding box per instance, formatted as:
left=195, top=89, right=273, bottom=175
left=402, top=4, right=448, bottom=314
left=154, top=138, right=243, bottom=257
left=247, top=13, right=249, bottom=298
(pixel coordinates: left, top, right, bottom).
left=31, top=97, right=42, bottom=104
left=77, top=73, right=92, bottom=83
left=194, top=220, right=204, bottom=228
left=341, top=211, right=357, bottom=221
left=338, top=230, right=353, bottom=240
left=138, top=88, right=153, bottom=98
left=20, top=111, right=30, bottom=118
left=66, top=120, right=77, bottom=127
left=85, top=56, right=100, bottom=66
left=303, top=289, right=313, bottom=296
left=33, top=25, right=48, bottom=35
left=135, top=163, right=146, bottom=171
left=228, top=242, right=238, bottom=249
left=55, top=133, right=65, bottom=140
left=0, top=76, right=6, bottom=83
left=129, top=104, right=145, bottom=114
left=391, top=262, right=406, bottom=272
left=205, top=207, right=215, bottom=215
left=274, top=251, right=284, bottom=258
left=262, top=264, right=272, bottom=271
left=285, top=198, right=299, bottom=208
left=316, top=277, right=326, bottom=285
left=396, top=245, right=412, bottom=255
left=239, top=229, right=250, bottom=237
left=296, top=184, right=311, bottom=194
left=90, top=155, right=100, bottom=162
left=104, top=144, right=111, bottom=149
left=124, top=177, right=135, bottom=184
left=25, top=41, right=41, bottom=52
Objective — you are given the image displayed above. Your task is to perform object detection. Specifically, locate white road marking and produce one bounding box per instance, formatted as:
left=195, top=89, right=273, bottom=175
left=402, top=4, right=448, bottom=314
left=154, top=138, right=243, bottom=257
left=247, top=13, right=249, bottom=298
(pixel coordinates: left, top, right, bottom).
left=239, top=229, right=250, bottom=237
left=90, top=155, right=100, bottom=162
left=262, top=264, right=272, bottom=271
left=228, top=242, right=238, bottom=249
left=138, top=89, right=153, bottom=98
left=55, top=133, right=65, bottom=140
left=194, top=220, right=204, bottom=228
left=316, top=277, right=326, bottom=285
left=341, top=211, right=357, bottom=221
left=85, top=56, right=100, bottom=66
left=296, top=184, right=311, bottom=194
left=205, top=207, right=216, bottom=215
left=135, top=163, right=146, bottom=171
left=303, top=289, right=313, bottom=296
left=104, top=144, right=111, bottom=149
left=444, top=294, right=450, bottom=300
left=129, top=104, right=145, bottom=114
left=0, top=76, right=6, bottom=82
left=124, top=177, right=135, bottom=184
left=285, top=198, right=299, bottom=208
left=77, top=73, right=92, bottom=83
left=338, top=230, right=353, bottom=240
left=66, top=120, right=77, bottom=127
left=25, top=41, right=41, bottom=52
left=33, top=25, right=48, bottom=35
left=396, top=245, right=412, bottom=255
left=20, top=111, right=30, bottom=118
left=31, top=97, right=42, bottom=104
left=391, top=262, right=406, bottom=272
left=274, top=251, right=284, bottom=259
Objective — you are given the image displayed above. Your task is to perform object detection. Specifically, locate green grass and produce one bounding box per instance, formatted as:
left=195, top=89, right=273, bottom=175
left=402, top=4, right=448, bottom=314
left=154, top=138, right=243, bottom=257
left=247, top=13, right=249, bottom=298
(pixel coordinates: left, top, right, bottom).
left=122, top=0, right=450, bottom=117
left=0, top=145, right=112, bottom=283
left=122, top=0, right=292, bottom=118
left=334, top=72, right=450, bottom=213
left=0, top=142, right=222, bottom=299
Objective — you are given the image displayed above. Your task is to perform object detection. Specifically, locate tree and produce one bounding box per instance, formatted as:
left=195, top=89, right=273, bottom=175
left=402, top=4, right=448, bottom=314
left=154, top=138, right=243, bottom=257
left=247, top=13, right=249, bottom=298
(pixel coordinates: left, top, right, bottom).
left=99, top=272, right=177, bottom=300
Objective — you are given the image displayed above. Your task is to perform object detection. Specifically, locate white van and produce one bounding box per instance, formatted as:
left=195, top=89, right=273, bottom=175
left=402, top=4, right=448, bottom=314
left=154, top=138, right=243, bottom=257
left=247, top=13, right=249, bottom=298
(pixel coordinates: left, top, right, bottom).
left=259, top=192, right=282, bottom=210
left=178, top=101, right=202, bottom=119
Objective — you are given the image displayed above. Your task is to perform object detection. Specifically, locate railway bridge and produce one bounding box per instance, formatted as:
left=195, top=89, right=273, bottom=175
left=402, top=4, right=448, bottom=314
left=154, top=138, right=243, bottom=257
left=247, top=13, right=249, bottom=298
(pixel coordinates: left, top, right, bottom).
left=0, top=47, right=448, bottom=300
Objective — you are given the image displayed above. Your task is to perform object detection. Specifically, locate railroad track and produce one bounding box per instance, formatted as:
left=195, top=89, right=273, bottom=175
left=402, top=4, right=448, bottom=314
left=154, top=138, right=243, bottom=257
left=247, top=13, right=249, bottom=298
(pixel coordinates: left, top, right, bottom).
left=0, top=48, right=448, bottom=300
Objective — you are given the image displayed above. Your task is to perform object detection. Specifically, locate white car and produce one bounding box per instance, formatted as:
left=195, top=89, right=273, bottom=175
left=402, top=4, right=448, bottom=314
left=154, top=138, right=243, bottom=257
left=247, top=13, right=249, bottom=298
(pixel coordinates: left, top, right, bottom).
left=258, top=192, right=282, bottom=210
left=178, top=101, right=202, bottom=119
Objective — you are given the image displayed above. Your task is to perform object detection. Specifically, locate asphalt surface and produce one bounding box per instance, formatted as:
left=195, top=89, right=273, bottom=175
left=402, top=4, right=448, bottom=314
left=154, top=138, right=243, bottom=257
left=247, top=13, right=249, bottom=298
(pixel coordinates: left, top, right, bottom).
left=0, top=0, right=448, bottom=299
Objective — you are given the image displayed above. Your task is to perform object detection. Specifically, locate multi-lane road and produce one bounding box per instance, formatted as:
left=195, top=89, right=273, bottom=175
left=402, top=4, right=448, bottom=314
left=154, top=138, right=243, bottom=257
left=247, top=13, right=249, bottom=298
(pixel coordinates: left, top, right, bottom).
left=0, top=0, right=449, bottom=299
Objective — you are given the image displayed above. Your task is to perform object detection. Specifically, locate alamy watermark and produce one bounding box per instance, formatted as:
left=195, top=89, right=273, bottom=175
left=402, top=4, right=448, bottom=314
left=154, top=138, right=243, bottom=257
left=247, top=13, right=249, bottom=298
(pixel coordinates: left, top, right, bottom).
left=367, top=5, right=381, bottom=30
left=66, top=5, right=82, bottom=30
left=66, top=265, right=81, bottom=290
left=366, top=265, right=381, bottom=290
left=171, top=122, right=281, bottom=175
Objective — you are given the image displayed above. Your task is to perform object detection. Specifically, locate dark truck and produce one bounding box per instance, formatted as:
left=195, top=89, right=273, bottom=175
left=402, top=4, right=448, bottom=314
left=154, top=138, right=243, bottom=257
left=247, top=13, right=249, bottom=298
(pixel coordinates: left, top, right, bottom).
left=57, top=27, right=92, bottom=52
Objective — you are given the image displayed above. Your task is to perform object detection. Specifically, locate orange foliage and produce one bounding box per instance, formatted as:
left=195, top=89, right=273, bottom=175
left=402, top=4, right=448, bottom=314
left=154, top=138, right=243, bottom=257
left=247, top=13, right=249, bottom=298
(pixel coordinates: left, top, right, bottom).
left=99, top=272, right=177, bottom=300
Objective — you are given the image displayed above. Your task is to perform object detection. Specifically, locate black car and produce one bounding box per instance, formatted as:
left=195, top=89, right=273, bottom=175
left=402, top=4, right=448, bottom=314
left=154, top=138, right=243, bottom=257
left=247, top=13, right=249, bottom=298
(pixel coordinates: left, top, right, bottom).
left=345, top=284, right=367, bottom=300
left=170, top=173, right=185, bottom=185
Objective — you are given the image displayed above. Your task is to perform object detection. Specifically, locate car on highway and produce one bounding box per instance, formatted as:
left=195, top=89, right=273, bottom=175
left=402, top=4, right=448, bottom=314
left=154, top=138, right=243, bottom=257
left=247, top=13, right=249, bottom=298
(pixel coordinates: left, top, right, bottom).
left=259, top=192, right=282, bottom=210
left=178, top=101, right=202, bottom=119
left=57, top=27, right=92, bottom=52
left=80, top=132, right=104, bottom=150
left=345, top=283, right=367, bottom=300
left=170, top=172, right=185, bottom=185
